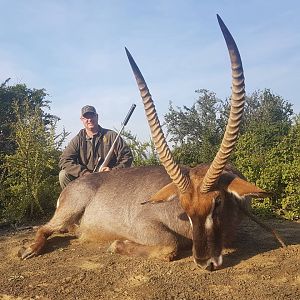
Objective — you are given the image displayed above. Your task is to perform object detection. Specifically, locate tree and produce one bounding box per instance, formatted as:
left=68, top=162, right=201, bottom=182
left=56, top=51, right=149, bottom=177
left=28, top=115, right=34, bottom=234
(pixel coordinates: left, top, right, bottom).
left=0, top=80, right=58, bottom=166
left=233, top=89, right=294, bottom=182
left=227, top=89, right=296, bottom=219
left=164, top=89, right=223, bottom=165
left=122, top=130, right=159, bottom=166
left=163, top=87, right=298, bottom=219
left=0, top=99, right=67, bottom=223
left=257, top=116, right=300, bottom=219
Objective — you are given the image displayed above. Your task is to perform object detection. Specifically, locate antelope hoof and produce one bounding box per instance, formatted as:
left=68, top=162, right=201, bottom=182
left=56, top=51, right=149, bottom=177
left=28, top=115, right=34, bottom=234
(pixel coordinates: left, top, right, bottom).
left=18, top=246, right=37, bottom=260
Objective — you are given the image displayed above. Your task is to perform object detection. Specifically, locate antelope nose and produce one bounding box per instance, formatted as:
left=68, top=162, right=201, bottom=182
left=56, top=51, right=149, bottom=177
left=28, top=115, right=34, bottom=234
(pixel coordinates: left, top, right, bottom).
left=193, top=255, right=223, bottom=271
left=193, top=257, right=213, bottom=270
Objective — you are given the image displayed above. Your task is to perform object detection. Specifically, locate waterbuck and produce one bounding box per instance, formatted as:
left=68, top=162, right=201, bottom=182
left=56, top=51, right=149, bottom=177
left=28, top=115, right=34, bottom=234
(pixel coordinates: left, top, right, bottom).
left=19, top=15, right=284, bottom=270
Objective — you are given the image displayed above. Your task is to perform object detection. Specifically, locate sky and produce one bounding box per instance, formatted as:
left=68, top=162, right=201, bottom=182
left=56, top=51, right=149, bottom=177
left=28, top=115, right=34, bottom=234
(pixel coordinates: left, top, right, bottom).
left=0, top=0, right=299, bottom=144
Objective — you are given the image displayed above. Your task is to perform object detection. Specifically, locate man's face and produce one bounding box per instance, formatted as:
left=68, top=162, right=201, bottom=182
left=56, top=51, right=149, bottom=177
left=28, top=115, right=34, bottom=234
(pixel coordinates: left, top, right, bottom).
left=80, top=112, right=98, bottom=131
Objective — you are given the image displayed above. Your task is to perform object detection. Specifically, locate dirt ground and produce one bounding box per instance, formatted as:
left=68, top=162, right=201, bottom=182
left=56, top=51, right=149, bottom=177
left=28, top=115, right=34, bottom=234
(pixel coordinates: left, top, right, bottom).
left=0, top=218, right=299, bottom=300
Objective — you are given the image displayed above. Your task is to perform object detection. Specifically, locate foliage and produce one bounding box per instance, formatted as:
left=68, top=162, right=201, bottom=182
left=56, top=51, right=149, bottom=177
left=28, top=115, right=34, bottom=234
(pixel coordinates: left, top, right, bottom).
left=241, top=89, right=293, bottom=136
left=0, top=79, right=58, bottom=165
left=232, top=90, right=297, bottom=219
left=164, top=88, right=298, bottom=220
left=0, top=98, right=67, bottom=223
left=0, top=77, right=298, bottom=222
left=257, top=116, right=300, bottom=219
left=164, top=89, right=224, bottom=165
left=122, top=130, right=159, bottom=166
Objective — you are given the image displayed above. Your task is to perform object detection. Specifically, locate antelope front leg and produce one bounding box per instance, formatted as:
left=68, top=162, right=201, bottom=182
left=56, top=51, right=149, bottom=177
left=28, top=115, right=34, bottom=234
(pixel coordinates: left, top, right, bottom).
left=18, top=226, right=53, bottom=259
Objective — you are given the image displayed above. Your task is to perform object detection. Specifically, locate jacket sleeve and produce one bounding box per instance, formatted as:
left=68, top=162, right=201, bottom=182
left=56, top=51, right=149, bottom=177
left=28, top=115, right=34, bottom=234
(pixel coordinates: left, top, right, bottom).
left=112, top=135, right=133, bottom=169
left=59, top=135, right=88, bottom=177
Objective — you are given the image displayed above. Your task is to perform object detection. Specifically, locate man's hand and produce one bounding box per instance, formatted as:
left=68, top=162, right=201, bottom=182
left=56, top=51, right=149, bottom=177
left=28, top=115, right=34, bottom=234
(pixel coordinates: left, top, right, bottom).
left=100, top=167, right=111, bottom=172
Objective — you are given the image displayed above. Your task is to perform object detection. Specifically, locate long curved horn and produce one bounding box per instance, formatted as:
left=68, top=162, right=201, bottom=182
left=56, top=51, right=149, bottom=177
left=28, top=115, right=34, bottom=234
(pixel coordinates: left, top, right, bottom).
left=125, top=48, right=191, bottom=193
left=200, top=15, right=246, bottom=193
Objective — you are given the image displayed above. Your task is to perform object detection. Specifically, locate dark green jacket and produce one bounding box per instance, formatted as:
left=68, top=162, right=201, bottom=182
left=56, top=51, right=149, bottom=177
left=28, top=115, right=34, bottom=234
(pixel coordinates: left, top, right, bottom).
left=59, top=126, right=133, bottom=177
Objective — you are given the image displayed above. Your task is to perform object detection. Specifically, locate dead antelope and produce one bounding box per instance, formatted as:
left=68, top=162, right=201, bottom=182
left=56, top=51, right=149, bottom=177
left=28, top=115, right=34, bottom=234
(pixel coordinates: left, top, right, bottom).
left=19, top=15, right=284, bottom=270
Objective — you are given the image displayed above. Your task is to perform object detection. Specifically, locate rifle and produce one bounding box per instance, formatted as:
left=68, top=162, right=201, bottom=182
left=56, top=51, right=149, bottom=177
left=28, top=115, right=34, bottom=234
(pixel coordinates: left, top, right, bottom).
left=93, top=104, right=136, bottom=172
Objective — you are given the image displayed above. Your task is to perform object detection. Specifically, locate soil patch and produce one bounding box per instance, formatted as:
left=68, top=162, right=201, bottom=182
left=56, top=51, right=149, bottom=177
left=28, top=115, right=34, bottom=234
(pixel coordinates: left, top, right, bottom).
left=0, top=219, right=299, bottom=299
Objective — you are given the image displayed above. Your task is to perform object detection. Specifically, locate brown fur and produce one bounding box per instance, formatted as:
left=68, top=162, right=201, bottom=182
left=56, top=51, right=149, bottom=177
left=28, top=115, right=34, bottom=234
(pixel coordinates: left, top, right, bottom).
left=19, top=164, right=271, bottom=270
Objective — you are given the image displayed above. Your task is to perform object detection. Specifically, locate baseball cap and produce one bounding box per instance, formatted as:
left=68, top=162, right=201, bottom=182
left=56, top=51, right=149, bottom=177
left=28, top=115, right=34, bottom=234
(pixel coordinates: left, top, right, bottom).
left=81, top=105, right=97, bottom=116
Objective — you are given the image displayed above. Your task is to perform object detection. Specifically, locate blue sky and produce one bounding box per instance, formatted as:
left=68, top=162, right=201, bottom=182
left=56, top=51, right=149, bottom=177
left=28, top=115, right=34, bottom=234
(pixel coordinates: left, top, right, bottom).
left=0, top=0, right=299, bottom=143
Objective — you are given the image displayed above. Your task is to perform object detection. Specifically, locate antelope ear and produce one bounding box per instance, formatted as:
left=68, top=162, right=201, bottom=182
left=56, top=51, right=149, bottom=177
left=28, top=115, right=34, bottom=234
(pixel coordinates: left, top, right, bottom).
left=141, top=182, right=178, bottom=204
left=226, top=176, right=273, bottom=199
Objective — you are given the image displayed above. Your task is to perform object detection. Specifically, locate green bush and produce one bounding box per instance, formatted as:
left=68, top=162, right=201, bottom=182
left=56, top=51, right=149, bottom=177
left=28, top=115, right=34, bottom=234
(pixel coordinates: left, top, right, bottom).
left=0, top=100, right=66, bottom=223
left=122, top=130, right=160, bottom=166
left=164, top=89, right=299, bottom=220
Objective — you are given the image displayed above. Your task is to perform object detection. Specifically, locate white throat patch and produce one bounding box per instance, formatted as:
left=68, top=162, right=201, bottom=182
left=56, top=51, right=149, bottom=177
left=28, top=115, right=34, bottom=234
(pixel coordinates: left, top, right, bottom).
left=205, top=199, right=215, bottom=230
